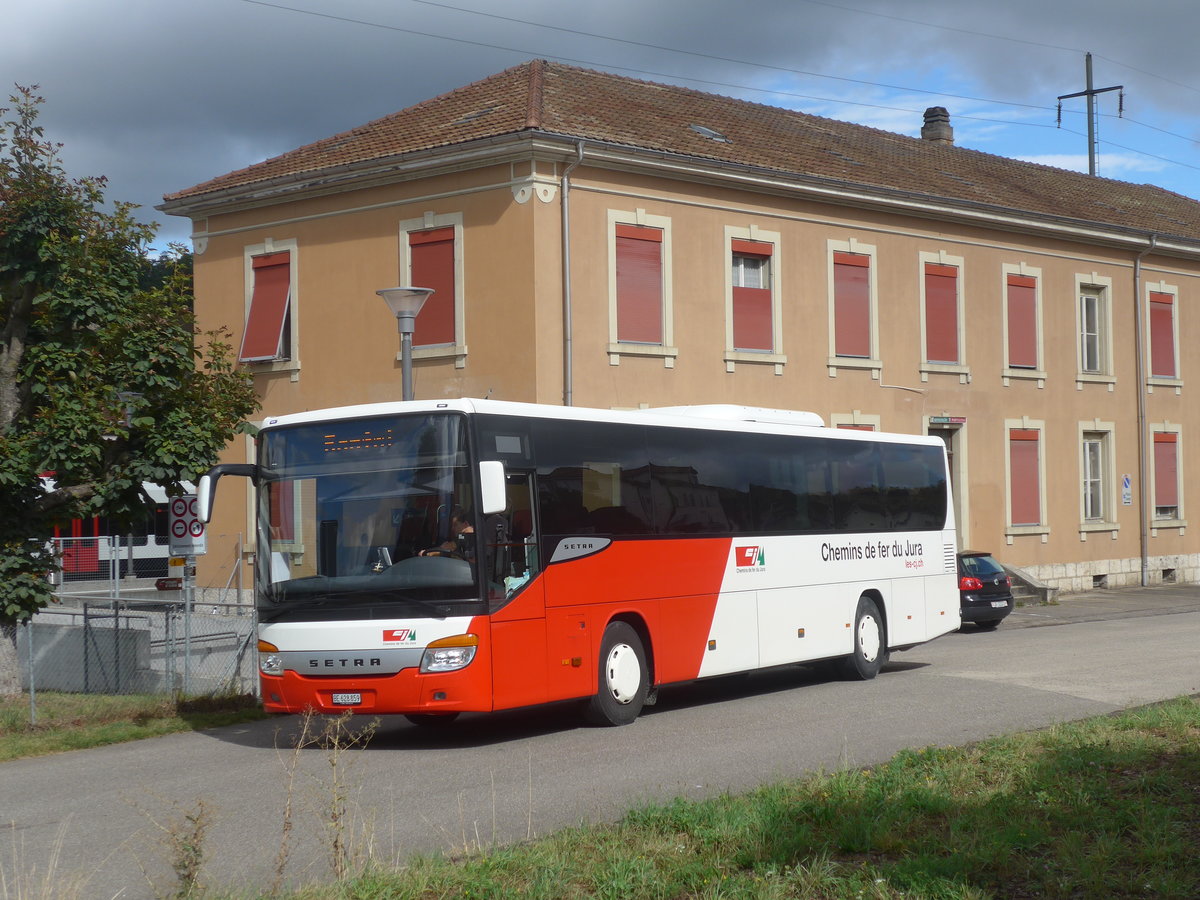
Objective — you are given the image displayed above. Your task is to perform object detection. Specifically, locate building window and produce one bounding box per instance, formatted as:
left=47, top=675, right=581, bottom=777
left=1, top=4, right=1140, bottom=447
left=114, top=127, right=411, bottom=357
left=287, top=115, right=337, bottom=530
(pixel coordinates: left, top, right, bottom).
left=834, top=253, right=870, bottom=358
left=1082, top=436, right=1103, bottom=521
left=1073, top=274, right=1115, bottom=387
left=1010, top=430, right=1040, bottom=525
left=616, top=224, right=663, bottom=343
left=723, top=226, right=783, bottom=372
left=919, top=252, right=967, bottom=382
left=1080, top=289, right=1104, bottom=373
left=999, top=266, right=1047, bottom=384
left=1148, top=283, right=1180, bottom=385
left=400, top=212, right=466, bottom=367
left=1153, top=431, right=1180, bottom=521
left=826, top=240, right=880, bottom=378
left=608, top=210, right=675, bottom=366
left=240, top=239, right=299, bottom=371
left=731, top=241, right=772, bottom=351
left=1006, top=422, right=1047, bottom=535
left=409, top=227, right=455, bottom=347
left=925, top=264, right=959, bottom=363
left=1079, top=427, right=1115, bottom=527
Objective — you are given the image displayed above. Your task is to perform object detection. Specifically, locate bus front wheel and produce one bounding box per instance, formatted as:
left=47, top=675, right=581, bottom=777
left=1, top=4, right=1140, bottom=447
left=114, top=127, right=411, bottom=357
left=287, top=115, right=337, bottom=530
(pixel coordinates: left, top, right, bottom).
left=585, top=621, right=649, bottom=726
left=841, top=595, right=886, bottom=680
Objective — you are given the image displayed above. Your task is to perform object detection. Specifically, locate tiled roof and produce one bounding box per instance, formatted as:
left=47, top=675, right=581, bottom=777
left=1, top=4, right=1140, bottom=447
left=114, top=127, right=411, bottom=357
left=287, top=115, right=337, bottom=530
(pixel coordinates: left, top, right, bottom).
left=164, top=60, right=1200, bottom=244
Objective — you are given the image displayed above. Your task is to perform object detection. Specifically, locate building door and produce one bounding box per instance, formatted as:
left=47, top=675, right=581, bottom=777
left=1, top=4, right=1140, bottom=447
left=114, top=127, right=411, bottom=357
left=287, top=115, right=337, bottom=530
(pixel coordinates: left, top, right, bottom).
left=928, top=422, right=967, bottom=549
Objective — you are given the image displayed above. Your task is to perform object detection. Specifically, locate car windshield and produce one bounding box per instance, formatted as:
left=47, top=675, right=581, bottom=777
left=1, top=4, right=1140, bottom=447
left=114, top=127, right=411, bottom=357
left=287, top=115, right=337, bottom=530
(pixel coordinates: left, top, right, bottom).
left=960, top=554, right=1004, bottom=578
left=254, top=412, right=483, bottom=617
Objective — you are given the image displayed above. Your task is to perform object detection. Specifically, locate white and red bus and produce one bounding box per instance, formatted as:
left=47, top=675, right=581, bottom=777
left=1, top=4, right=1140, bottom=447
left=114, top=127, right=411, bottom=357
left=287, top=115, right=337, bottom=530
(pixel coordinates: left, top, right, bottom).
left=199, top=399, right=959, bottom=726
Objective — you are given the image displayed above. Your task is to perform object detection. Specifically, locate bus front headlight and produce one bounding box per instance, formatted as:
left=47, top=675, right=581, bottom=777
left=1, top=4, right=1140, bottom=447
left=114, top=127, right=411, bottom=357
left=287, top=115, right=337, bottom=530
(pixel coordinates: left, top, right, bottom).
left=258, top=639, right=283, bottom=676
left=420, top=634, right=479, bottom=673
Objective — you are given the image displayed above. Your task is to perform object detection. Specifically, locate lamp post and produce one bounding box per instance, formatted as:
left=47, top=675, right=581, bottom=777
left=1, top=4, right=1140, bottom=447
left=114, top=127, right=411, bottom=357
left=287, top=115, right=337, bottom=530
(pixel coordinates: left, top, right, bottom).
left=376, top=287, right=433, bottom=401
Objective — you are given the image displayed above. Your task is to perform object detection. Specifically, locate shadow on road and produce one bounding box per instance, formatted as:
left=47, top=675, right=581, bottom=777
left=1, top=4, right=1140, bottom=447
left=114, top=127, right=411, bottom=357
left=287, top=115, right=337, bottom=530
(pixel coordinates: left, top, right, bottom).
left=194, top=658, right=934, bottom=752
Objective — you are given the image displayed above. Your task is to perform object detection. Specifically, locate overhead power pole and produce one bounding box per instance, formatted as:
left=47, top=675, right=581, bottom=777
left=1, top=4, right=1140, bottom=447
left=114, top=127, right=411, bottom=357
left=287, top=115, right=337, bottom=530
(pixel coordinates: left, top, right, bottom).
left=1057, top=52, right=1123, bottom=176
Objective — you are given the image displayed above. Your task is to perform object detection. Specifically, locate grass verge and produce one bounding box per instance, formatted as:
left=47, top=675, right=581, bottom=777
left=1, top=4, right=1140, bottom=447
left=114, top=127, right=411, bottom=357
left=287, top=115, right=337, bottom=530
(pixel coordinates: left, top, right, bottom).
left=0, top=691, right=266, bottom=761
left=256, top=696, right=1199, bottom=900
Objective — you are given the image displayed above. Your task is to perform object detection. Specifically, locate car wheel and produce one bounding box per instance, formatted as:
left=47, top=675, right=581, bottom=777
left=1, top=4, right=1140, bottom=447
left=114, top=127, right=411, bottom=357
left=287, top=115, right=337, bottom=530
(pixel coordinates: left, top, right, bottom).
left=840, top=595, right=886, bottom=680
left=584, top=621, right=649, bottom=726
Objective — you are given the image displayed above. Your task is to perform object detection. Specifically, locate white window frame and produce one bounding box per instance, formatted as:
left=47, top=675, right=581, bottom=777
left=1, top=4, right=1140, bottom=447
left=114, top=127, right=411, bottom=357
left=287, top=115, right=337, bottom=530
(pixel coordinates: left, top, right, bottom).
left=1078, top=420, right=1118, bottom=536
left=607, top=208, right=676, bottom=367
left=830, top=411, right=881, bottom=431
left=242, top=238, right=300, bottom=378
left=918, top=250, right=969, bottom=383
left=399, top=211, right=468, bottom=368
left=1145, top=280, right=1182, bottom=393
left=826, top=238, right=881, bottom=379
left=724, top=224, right=784, bottom=373
left=1004, top=416, right=1050, bottom=543
left=1001, top=263, right=1045, bottom=387
left=1075, top=274, right=1115, bottom=388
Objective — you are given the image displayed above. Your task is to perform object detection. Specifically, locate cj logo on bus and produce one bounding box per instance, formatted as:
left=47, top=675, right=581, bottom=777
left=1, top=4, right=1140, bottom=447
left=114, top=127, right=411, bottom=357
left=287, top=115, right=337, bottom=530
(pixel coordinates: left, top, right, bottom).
left=383, top=628, right=417, bottom=643
left=735, top=545, right=766, bottom=572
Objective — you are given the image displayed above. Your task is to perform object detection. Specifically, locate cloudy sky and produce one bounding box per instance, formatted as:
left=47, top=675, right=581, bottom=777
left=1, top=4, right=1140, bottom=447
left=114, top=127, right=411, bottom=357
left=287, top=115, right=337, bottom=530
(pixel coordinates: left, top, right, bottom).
left=6, top=0, right=1199, bottom=250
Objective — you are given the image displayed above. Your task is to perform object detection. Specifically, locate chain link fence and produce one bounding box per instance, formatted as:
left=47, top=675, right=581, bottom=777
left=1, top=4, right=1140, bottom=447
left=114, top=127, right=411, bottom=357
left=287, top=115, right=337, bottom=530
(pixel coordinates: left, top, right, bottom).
left=11, top=536, right=259, bottom=725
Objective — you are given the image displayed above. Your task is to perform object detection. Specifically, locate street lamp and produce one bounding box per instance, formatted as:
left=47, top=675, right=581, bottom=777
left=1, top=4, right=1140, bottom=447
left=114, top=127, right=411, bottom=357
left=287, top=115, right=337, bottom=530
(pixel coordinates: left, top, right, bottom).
left=375, top=286, right=434, bottom=401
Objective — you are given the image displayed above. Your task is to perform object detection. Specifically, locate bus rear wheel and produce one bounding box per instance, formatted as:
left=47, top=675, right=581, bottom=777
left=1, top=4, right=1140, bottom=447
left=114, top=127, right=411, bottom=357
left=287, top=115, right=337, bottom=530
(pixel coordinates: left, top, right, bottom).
left=585, top=621, right=649, bottom=726
left=841, top=595, right=886, bottom=680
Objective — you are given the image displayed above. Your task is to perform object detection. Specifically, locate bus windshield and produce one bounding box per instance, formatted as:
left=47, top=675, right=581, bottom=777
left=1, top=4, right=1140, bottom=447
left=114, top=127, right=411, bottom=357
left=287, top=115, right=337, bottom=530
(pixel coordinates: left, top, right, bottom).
left=255, top=412, right=483, bottom=619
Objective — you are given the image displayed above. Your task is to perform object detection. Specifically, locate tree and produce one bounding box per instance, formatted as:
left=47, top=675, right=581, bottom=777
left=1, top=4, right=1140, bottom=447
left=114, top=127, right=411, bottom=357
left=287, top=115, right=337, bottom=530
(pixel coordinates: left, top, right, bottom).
left=0, top=86, right=259, bottom=693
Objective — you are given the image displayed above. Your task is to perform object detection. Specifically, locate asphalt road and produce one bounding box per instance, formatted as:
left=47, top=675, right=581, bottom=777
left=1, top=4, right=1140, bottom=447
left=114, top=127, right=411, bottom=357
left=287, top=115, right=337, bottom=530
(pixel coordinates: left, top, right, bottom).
left=2, top=586, right=1198, bottom=899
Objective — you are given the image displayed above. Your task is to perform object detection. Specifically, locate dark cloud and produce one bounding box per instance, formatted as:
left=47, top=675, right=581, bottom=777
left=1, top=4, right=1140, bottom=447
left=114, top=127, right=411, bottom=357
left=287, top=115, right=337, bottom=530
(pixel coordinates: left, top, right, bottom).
left=6, top=0, right=1198, bottom=249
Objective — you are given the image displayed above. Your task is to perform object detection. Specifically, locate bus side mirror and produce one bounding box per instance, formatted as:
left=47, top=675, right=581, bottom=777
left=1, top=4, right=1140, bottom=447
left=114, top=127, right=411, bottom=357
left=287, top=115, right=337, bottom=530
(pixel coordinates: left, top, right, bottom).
left=479, top=460, right=507, bottom=515
left=197, top=463, right=258, bottom=523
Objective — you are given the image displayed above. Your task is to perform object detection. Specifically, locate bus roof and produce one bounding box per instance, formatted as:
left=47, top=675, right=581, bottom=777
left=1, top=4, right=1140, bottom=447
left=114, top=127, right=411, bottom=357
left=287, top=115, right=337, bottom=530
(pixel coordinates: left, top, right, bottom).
left=259, top=399, right=941, bottom=446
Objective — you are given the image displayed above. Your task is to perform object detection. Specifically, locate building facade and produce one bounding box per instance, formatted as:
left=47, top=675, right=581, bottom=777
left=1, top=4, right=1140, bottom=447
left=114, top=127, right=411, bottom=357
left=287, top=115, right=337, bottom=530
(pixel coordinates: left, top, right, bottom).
left=162, top=60, right=1200, bottom=593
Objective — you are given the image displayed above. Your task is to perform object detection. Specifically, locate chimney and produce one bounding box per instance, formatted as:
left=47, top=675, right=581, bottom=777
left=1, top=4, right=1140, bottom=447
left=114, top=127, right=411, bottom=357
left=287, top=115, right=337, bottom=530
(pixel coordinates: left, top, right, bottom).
left=921, top=107, right=954, bottom=145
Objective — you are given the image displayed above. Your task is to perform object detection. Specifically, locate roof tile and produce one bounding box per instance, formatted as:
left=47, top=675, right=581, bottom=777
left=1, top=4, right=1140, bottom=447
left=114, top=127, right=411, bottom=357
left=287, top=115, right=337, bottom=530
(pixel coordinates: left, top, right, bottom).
left=164, top=60, right=1200, bottom=243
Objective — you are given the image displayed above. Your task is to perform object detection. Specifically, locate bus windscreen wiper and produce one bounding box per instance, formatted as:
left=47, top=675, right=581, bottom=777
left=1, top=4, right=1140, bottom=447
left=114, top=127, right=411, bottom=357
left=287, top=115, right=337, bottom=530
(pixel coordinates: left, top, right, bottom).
left=261, top=586, right=449, bottom=621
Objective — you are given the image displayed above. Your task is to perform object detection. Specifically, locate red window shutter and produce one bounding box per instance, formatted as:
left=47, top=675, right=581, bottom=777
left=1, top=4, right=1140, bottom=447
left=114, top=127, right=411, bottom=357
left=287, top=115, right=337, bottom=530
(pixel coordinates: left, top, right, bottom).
left=239, top=252, right=291, bottom=362
left=925, top=264, right=959, bottom=364
left=1006, top=275, right=1037, bottom=368
left=730, top=239, right=772, bottom=257
left=732, top=286, right=773, bottom=351
left=1009, top=429, right=1040, bottom=525
left=834, top=252, right=870, bottom=357
left=616, top=226, right=663, bottom=343
left=409, top=228, right=455, bottom=347
left=1149, top=292, right=1176, bottom=378
left=615, top=223, right=662, bottom=243
left=1154, top=433, right=1179, bottom=507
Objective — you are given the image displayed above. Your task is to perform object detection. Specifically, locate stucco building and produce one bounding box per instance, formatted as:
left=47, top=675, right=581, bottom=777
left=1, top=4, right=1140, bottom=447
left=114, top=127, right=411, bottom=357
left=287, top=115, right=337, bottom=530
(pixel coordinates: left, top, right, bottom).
left=161, top=59, right=1200, bottom=594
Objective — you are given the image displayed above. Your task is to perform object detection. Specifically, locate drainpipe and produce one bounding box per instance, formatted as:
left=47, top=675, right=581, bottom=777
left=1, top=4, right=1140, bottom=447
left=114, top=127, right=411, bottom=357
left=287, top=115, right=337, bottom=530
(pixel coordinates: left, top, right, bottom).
left=1133, top=234, right=1157, bottom=586
left=560, top=142, right=585, bottom=407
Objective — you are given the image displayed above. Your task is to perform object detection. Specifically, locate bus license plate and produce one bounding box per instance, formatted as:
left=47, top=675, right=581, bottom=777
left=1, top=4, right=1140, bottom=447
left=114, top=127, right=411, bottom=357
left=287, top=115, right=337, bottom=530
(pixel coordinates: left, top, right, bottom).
left=332, top=693, right=361, bottom=706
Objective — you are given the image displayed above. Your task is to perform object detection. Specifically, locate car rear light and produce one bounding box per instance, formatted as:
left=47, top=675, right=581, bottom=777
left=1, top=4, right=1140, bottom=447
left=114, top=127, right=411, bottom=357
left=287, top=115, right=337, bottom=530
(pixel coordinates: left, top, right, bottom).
left=1004, top=575, right=1012, bottom=587
left=959, top=576, right=983, bottom=590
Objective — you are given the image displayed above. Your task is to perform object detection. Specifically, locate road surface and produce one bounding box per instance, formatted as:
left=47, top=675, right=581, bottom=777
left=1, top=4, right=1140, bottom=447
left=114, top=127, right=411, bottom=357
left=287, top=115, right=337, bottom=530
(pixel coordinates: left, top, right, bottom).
left=2, top=589, right=1197, bottom=898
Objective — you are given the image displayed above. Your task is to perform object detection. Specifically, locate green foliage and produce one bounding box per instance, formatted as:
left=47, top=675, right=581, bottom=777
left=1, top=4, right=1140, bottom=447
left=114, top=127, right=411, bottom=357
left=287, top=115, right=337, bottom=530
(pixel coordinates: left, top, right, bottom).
left=0, top=86, right=259, bottom=628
